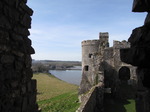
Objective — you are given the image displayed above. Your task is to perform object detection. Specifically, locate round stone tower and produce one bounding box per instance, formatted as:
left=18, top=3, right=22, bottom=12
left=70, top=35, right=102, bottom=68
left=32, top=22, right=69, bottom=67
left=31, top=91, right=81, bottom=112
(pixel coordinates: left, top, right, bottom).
left=82, top=40, right=100, bottom=69
left=79, top=40, right=100, bottom=94
left=79, top=32, right=110, bottom=94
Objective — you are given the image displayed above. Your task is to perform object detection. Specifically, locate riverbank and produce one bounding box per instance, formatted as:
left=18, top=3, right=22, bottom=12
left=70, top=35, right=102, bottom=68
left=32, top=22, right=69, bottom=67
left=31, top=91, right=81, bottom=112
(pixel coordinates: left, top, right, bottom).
left=32, top=73, right=80, bottom=112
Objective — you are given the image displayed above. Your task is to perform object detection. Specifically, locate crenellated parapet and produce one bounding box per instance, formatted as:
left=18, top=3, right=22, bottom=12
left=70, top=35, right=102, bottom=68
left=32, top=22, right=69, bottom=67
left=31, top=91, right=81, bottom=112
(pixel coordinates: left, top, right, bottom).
left=113, top=40, right=130, bottom=49
left=82, top=40, right=99, bottom=46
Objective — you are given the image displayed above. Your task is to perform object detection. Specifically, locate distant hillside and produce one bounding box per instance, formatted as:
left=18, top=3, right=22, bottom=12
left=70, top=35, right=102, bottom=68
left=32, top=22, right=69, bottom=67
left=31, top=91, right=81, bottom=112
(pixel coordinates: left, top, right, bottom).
left=32, top=60, right=81, bottom=72
left=32, top=60, right=81, bottom=65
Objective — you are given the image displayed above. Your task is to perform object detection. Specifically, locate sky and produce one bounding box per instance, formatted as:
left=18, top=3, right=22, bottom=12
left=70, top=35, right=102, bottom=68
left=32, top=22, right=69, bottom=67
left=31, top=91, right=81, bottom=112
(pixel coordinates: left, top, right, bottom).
left=27, top=0, right=146, bottom=61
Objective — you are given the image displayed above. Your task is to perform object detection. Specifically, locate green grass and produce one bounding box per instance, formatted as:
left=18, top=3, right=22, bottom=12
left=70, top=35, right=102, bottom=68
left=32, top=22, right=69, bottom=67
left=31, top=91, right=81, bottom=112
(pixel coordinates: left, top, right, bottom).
left=38, top=92, right=79, bottom=112
left=104, top=82, right=136, bottom=112
left=124, top=99, right=136, bottom=112
left=33, top=73, right=136, bottom=112
left=32, top=73, right=80, bottom=112
left=104, top=98, right=136, bottom=112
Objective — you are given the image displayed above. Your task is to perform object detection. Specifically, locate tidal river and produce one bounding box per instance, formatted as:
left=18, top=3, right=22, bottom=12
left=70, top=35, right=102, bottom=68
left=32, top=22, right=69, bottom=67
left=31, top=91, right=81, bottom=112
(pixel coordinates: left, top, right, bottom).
left=49, top=69, right=82, bottom=85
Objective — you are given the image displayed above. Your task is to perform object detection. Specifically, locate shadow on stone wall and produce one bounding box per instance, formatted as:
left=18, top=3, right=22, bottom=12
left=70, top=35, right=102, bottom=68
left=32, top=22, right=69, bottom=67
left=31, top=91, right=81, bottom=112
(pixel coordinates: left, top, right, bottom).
left=102, top=61, right=136, bottom=112
left=104, top=97, right=130, bottom=112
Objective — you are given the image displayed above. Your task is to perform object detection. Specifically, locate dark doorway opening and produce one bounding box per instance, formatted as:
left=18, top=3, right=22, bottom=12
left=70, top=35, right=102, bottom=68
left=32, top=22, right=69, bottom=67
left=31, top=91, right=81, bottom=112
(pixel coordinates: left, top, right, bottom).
left=119, top=66, right=130, bottom=81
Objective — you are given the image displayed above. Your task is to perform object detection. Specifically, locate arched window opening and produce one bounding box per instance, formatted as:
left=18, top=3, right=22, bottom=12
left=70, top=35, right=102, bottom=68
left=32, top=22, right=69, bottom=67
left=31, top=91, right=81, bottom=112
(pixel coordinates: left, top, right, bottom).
left=119, top=66, right=130, bottom=81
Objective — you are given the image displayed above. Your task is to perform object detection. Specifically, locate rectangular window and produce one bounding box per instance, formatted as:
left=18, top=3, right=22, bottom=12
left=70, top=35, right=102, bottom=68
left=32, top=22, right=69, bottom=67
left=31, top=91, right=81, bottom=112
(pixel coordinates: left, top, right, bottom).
left=85, top=65, right=89, bottom=71
left=89, top=54, right=93, bottom=58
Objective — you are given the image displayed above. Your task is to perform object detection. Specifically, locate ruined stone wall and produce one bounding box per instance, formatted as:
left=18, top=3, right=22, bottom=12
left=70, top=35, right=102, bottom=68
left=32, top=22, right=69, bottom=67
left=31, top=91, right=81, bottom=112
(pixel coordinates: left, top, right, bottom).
left=77, top=84, right=104, bottom=112
left=79, top=32, right=138, bottom=112
left=0, top=0, right=38, bottom=111
left=113, top=40, right=130, bottom=68
left=120, top=0, right=150, bottom=112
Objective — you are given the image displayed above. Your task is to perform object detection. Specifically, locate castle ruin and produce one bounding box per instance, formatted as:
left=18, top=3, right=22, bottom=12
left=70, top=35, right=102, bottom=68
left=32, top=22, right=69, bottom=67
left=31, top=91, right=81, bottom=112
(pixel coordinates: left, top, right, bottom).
left=78, top=32, right=137, bottom=112
left=0, top=0, right=149, bottom=112
left=78, top=0, right=150, bottom=111
left=79, top=32, right=137, bottom=95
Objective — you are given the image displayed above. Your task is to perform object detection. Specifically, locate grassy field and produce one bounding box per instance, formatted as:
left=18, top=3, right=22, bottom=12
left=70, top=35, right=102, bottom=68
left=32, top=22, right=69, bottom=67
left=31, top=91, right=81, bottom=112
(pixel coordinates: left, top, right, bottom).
left=33, top=73, right=136, bottom=112
left=32, top=73, right=80, bottom=112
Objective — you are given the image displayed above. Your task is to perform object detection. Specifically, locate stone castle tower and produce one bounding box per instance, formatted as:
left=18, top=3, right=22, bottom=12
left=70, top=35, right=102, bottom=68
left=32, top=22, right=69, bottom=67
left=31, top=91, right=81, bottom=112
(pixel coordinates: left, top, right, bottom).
left=79, top=32, right=137, bottom=96
left=78, top=32, right=137, bottom=112
left=80, top=33, right=109, bottom=94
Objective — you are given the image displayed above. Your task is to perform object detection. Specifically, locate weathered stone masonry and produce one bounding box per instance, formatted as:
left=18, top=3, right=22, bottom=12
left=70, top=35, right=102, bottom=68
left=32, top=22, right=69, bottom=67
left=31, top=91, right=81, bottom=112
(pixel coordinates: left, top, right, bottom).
left=78, top=32, right=137, bottom=112
left=78, top=1, right=150, bottom=112
left=0, top=0, right=38, bottom=112
left=120, top=0, right=150, bottom=112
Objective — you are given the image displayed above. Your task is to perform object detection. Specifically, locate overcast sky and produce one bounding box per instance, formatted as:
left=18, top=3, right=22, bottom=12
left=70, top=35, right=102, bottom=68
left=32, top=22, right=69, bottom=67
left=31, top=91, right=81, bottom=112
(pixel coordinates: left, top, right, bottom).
left=27, top=0, right=146, bottom=61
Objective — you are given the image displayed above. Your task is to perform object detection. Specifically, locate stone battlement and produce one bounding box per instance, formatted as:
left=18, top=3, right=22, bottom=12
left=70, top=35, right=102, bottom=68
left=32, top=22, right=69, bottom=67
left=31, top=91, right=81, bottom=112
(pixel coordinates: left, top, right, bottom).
left=99, top=32, right=109, bottom=38
left=82, top=40, right=99, bottom=46
left=113, top=40, right=130, bottom=49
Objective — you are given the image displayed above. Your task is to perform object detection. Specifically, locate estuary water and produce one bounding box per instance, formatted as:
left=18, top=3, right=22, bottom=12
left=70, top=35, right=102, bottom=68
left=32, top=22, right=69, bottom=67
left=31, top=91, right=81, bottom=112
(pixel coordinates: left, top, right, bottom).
left=49, top=69, right=82, bottom=85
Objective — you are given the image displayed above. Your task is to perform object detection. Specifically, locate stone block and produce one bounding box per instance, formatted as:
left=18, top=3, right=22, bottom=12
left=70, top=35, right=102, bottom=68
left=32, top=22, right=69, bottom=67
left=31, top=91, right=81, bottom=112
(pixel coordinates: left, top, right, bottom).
left=132, top=0, right=150, bottom=12
left=20, top=3, right=33, bottom=16
left=140, top=69, right=150, bottom=88
left=4, top=5, right=19, bottom=21
left=0, top=31, right=9, bottom=44
left=21, top=14, right=32, bottom=28
left=29, top=46, right=35, bottom=54
left=144, top=13, right=150, bottom=26
left=14, top=97, right=22, bottom=108
left=3, top=63, right=14, bottom=69
left=29, top=94, right=36, bottom=105
left=128, top=27, right=142, bottom=46
left=0, top=16, right=11, bottom=29
left=14, top=25, right=30, bottom=36
left=120, top=47, right=150, bottom=67
left=0, top=1, right=3, bottom=10
left=15, top=61, right=23, bottom=70
left=143, top=31, right=150, bottom=44
left=12, top=50, right=24, bottom=57
left=11, top=81, right=19, bottom=88
left=25, top=68, right=33, bottom=80
left=25, top=55, right=32, bottom=68
left=22, top=97, right=28, bottom=112
left=0, top=64, right=2, bottom=70
left=24, top=37, right=32, bottom=45
left=31, top=79, right=37, bottom=92
left=3, top=0, right=16, bottom=6
left=1, top=55, right=15, bottom=64
left=0, top=44, right=10, bottom=52
left=22, top=85, right=26, bottom=94
left=11, top=33, right=24, bottom=42
left=22, top=0, right=27, bottom=3
left=27, top=81, right=32, bottom=92
left=24, top=38, right=35, bottom=54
